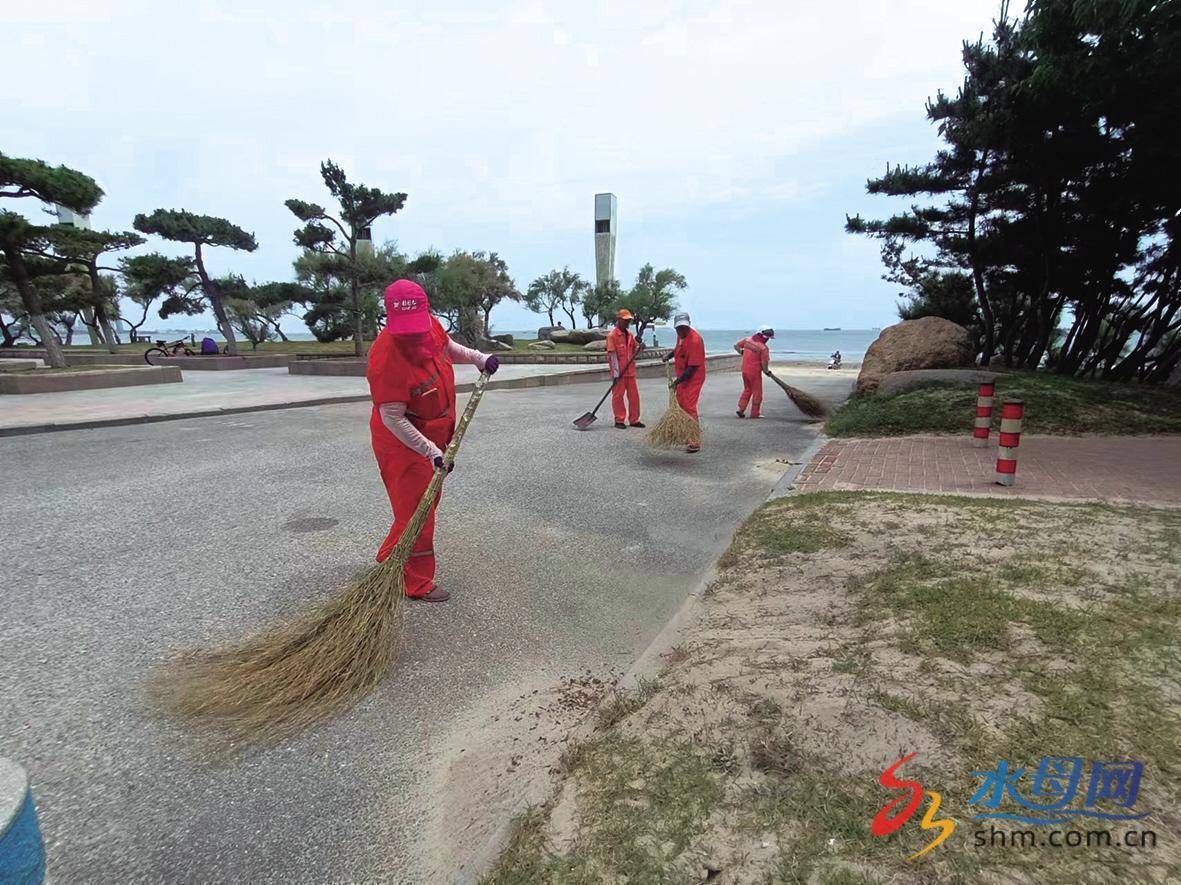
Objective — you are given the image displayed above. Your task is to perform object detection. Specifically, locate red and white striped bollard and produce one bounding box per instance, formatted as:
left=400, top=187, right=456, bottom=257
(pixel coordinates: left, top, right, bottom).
left=973, top=381, right=995, bottom=448
left=995, top=399, right=1024, bottom=486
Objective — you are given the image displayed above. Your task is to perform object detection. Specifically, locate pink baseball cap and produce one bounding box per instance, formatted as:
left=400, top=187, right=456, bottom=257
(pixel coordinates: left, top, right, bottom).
left=384, top=280, right=432, bottom=335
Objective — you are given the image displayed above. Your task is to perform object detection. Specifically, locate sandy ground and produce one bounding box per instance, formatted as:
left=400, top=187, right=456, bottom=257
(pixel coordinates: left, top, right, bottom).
left=475, top=492, right=1181, bottom=883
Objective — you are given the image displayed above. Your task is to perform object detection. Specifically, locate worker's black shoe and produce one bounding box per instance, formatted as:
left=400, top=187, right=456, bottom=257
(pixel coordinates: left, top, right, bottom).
left=736, top=410, right=745, bottom=418
left=614, top=421, right=627, bottom=429
left=409, top=585, right=450, bottom=602
left=686, top=444, right=701, bottom=453
left=630, top=421, right=646, bottom=428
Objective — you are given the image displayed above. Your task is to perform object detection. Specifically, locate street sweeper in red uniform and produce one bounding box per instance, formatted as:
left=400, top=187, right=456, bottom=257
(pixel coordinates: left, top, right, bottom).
left=662, top=311, right=706, bottom=452
left=366, top=280, right=499, bottom=602
left=734, top=325, right=774, bottom=418
left=606, top=308, right=644, bottom=429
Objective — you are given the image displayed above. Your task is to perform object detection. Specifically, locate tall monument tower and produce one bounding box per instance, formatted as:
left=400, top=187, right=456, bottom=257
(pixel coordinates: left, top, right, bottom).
left=594, top=193, right=617, bottom=287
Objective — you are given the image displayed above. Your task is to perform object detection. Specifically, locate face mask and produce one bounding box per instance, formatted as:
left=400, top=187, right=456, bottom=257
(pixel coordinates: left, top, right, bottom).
left=397, top=331, right=436, bottom=362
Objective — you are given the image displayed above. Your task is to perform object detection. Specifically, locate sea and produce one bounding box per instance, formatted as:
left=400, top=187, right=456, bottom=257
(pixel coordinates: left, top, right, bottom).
left=64, top=327, right=879, bottom=362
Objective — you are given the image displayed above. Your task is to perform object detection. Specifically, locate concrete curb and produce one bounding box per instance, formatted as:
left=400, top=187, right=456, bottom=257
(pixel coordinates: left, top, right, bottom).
left=769, top=435, right=829, bottom=500
left=462, top=438, right=803, bottom=880
left=0, top=354, right=742, bottom=437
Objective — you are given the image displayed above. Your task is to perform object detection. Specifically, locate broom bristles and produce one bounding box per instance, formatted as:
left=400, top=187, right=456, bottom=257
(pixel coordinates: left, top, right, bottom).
left=645, top=400, right=700, bottom=449
left=151, top=474, right=440, bottom=745
left=769, top=374, right=828, bottom=419
left=149, top=559, right=406, bottom=744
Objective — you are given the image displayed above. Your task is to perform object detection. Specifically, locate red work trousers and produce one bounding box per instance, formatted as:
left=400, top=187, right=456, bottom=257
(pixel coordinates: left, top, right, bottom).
left=374, top=442, right=439, bottom=598
left=612, top=376, right=640, bottom=424
left=738, top=369, right=763, bottom=417
left=675, top=381, right=703, bottom=446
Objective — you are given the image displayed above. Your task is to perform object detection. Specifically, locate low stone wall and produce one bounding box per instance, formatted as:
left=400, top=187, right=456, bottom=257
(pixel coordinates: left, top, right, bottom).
left=875, top=368, right=1006, bottom=397
left=290, top=348, right=680, bottom=376
left=154, top=354, right=292, bottom=370
left=0, top=366, right=182, bottom=395
left=496, top=348, right=672, bottom=365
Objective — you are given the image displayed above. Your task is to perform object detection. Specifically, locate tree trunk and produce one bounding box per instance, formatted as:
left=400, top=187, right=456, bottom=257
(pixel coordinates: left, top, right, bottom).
left=195, top=243, right=238, bottom=355
left=966, top=159, right=994, bottom=366
left=87, top=265, right=120, bottom=353
left=80, top=305, right=105, bottom=347
left=4, top=248, right=67, bottom=367
left=350, top=238, right=363, bottom=358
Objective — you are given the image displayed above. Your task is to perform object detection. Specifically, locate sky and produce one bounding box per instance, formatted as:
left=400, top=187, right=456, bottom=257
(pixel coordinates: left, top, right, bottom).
left=3, top=0, right=1000, bottom=332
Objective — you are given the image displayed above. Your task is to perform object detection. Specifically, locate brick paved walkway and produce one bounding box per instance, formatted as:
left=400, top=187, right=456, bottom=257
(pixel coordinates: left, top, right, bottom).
left=795, top=435, right=1181, bottom=506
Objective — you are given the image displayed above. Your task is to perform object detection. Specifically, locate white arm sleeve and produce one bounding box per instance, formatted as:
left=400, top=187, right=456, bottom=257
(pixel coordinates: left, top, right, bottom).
left=378, top=402, right=443, bottom=462
left=445, top=339, right=488, bottom=371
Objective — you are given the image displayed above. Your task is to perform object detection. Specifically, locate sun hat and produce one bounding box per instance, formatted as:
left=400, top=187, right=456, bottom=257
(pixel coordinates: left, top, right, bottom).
left=673, top=312, right=691, bottom=328
left=384, top=280, right=432, bottom=335
left=616, top=308, right=634, bottom=321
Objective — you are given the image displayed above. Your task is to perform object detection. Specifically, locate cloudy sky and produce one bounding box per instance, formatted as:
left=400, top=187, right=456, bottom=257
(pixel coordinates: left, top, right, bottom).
left=4, top=0, right=999, bottom=332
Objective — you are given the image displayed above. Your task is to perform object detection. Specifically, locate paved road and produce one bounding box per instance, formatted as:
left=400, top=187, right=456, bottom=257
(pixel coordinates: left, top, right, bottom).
left=0, top=367, right=850, bottom=883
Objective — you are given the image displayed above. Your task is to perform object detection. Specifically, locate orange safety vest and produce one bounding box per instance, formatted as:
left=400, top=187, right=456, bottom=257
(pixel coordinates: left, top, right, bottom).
left=606, top=326, right=639, bottom=377
left=737, top=334, right=769, bottom=374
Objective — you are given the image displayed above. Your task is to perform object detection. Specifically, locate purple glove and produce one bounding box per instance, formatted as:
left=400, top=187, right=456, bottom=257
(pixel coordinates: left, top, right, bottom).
left=484, top=354, right=500, bottom=375
left=433, top=456, right=455, bottom=473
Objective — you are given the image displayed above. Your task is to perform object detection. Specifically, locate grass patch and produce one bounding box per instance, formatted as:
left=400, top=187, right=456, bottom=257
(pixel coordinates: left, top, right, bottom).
left=721, top=495, right=852, bottom=564
left=481, top=738, right=723, bottom=884
left=826, top=369, right=1181, bottom=437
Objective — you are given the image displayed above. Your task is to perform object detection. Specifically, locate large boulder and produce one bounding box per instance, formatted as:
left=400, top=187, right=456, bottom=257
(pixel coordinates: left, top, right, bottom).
left=537, top=325, right=565, bottom=341
left=492, top=333, right=514, bottom=347
left=583, top=339, right=607, bottom=352
left=528, top=340, right=556, bottom=350
left=856, top=317, right=974, bottom=394
left=551, top=328, right=608, bottom=346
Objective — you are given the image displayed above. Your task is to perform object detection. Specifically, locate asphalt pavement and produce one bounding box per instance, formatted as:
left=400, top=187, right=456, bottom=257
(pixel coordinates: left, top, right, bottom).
left=0, top=366, right=851, bottom=883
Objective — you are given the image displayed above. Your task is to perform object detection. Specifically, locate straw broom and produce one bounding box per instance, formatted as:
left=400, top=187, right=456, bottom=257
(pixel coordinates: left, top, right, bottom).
left=645, top=361, right=700, bottom=449
left=150, top=371, right=493, bottom=745
left=766, top=369, right=828, bottom=419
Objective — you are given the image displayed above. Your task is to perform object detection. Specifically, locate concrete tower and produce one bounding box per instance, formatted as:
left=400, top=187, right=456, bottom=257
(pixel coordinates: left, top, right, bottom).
left=594, top=193, right=617, bottom=287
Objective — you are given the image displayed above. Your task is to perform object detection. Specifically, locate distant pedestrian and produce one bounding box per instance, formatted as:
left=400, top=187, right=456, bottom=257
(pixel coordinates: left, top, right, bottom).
left=662, top=312, right=705, bottom=452
left=734, top=326, right=774, bottom=418
left=607, top=308, right=643, bottom=429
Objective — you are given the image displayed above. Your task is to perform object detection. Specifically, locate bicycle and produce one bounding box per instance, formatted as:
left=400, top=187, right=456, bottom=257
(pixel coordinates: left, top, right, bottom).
left=143, top=339, right=195, bottom=365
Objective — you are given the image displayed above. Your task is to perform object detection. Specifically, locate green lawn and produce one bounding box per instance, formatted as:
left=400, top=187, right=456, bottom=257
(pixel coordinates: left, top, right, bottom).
left=827, top=370, right=1181, bottom=437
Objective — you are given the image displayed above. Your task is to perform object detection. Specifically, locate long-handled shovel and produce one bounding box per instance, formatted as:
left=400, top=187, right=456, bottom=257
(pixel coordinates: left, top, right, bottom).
left=151, top=372, right=494, bottom=744
left=573, top=349, right=642, bottom=429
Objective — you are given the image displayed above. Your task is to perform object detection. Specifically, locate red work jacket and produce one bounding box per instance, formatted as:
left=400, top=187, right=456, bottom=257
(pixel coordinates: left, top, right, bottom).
left=367, top=317, right=456, bottom=453
left=674, top=328, right=706, bottom=389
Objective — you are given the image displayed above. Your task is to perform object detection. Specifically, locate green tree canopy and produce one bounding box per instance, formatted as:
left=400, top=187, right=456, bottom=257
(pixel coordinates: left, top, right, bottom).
left=0, top=151, right=105, bottom=365
left=526, top=267, right=587, bottom=328
left=133, top=209, right=258, bottom=354
left=286, top=160, right=407, bottom=356
left=619, top=264, right=686, bottom=341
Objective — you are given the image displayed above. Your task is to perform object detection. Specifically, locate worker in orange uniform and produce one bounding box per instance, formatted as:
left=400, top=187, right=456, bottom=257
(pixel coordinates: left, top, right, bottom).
left=662, top=311, right=706, bottom=452
left=367, top=279, right=499, bottom=602
left=734, top=325, right=774, bottom=418
left=606, top=308, right=644, bottom=429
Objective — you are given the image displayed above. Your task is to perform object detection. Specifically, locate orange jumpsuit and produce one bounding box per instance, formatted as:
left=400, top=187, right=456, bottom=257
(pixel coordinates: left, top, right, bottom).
left=366, top=317, right=455, bottom=597
left=735, top=333, right=770, bottom=417
left=673, top=329, right=706, bottom=446
left=606, top=326, right=641, bottom=424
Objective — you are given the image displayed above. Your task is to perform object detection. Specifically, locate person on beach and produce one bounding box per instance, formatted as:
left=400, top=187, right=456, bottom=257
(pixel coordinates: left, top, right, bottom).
left=607, top=308, right=644, bottom=429
left=734, top=325, right=774, bottom=418
left=662, top=312, right=706, bottom=452
left=366, top=279, right=499, bottom=602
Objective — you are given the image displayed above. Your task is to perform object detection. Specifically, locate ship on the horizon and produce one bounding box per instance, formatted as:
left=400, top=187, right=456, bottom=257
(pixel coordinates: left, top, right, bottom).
left=823, top=326, right=841, bottom=331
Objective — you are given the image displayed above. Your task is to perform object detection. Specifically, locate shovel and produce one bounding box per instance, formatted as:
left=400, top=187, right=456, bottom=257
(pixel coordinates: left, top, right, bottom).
left=573, top=348, right=642, bottom=429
